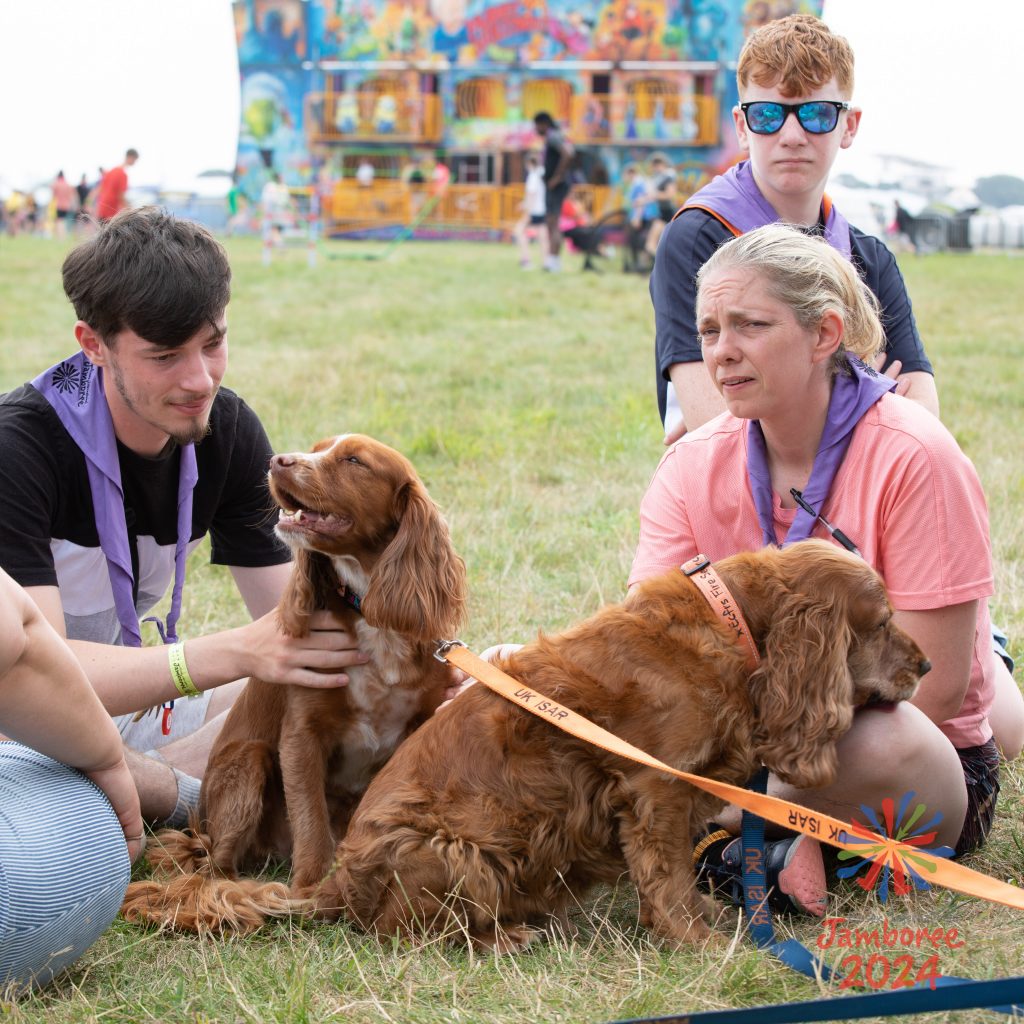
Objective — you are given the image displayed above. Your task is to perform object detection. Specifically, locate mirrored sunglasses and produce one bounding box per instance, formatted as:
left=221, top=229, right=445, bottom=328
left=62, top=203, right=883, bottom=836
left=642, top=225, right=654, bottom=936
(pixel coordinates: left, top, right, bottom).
left=739, top=100, right=851, bottom=135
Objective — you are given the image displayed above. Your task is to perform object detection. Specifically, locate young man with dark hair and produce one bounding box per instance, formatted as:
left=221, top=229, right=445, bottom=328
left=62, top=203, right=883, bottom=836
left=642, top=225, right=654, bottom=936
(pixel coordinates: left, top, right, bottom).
left=652, top=14, right=939, bottom=443
left=533, top=111, right=575, bottom=272
left=0, top=207, right=366, bottom=827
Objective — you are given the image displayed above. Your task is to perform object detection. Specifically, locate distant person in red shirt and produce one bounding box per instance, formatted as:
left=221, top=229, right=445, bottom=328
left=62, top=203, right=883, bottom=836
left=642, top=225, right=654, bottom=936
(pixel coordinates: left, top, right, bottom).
left=95, top=149, right=139, bottom=222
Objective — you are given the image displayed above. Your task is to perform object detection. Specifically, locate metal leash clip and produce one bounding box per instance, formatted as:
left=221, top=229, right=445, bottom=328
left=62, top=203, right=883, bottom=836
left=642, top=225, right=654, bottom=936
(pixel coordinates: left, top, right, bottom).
left=433, top=638, right=467, bottom=663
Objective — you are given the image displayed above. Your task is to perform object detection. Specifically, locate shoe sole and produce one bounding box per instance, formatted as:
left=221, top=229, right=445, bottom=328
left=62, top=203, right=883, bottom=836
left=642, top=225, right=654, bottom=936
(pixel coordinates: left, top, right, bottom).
left=777, top=836, right=827, bottom=917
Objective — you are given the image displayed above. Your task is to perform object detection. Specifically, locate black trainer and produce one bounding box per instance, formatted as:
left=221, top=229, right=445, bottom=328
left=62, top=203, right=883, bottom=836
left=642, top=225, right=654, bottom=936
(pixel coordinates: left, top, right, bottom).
left=693, top=828, right=827, bottom=917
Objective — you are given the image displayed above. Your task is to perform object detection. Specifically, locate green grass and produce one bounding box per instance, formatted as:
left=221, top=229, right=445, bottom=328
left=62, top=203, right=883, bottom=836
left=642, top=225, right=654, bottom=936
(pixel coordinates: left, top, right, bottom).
left=0, top=236, right=1021, bottom=1023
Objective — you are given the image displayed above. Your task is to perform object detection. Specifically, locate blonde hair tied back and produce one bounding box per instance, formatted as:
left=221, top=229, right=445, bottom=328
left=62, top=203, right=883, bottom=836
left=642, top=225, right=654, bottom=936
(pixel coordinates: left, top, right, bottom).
left=695, top=223, right=884, bottom=370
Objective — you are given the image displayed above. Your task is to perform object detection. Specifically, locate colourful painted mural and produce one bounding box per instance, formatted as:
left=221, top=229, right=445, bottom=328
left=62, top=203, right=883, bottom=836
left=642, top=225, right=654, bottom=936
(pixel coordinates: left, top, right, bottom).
left=232, top=0, right=823, bottom=204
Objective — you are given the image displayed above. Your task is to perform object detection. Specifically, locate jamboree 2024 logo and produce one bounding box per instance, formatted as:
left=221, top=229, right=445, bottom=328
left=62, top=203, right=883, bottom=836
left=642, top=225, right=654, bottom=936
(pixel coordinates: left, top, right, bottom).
left=819, top=792, right=957, bottom=991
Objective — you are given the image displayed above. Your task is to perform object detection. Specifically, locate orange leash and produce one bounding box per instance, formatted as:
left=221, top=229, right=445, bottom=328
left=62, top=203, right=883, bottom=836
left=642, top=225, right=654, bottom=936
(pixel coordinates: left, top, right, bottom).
left=437, top=641, right=1024, bottom=913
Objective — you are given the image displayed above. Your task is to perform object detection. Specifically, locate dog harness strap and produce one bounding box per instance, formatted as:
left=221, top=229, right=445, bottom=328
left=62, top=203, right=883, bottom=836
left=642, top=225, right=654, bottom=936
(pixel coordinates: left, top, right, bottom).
left=438, top=643, right=1024, bottom=914
left=680, top=555, right=760, bottom=672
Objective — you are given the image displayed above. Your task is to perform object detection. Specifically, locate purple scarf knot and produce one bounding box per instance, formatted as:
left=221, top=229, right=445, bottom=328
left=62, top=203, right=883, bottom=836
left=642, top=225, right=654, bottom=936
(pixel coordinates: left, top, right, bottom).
left=31, top=351, right=197, bottom=647
left=683, top=160, right=852, bottom=259
left=747, top=354, right=895, bottom=548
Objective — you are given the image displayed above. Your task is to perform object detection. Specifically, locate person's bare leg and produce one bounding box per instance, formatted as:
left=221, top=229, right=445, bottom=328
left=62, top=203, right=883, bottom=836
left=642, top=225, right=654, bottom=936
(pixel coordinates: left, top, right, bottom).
left=514, top=216, right=530, bottom=264
left=646, top=219, right=665, bottom=258
left=205, top=677, right=245, bottom=722
left=153, top=708, right=233, bottom=779
left=124, top=747, right=181, bottom=823
left=716, top=703, right=968, bottom=850
left=990, top=660, right=1024, bottom=761
left=546, top=212, right=562, bottom=257
left=125, top=680, right=247, bottom=823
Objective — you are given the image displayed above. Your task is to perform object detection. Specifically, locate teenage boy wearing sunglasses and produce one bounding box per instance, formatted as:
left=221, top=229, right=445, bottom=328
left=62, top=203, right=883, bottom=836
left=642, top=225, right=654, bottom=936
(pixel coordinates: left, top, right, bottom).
left=652, top=14, right=940, bottom=444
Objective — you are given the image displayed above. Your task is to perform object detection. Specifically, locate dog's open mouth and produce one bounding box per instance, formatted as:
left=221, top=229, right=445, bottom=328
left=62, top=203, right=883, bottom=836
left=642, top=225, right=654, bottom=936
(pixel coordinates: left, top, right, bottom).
left=275, top=491, right=352, bottom=538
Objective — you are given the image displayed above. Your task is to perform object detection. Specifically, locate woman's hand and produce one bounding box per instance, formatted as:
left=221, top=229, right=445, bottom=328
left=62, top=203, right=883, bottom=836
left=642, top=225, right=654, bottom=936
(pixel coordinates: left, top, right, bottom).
left=872, top=353, right=909, bottom=396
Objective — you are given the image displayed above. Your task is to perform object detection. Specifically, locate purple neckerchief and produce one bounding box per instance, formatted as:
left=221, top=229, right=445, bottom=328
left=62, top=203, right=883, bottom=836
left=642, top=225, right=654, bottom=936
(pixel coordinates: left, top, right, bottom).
left=746, top=354, right=895, bottom=548
left=31, top=352, right=198, bottom=647
left=682, top=160, right=852, bottom=259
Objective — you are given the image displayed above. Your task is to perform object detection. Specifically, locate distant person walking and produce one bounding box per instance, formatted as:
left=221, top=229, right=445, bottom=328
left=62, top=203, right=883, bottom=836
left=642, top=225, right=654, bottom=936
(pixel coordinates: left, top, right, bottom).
left=75, top=173, right=93, bottom=227
left=51, top=171, right=78, bottom=240
left=533, top=111, right=574, bottom=272
left=513, top=153, right=547, bottom=269
left=94, top=149, right=139, bottom=222
left=891, top=199, right=918, bottom=254
left=75, top=174, right=90, bottom=211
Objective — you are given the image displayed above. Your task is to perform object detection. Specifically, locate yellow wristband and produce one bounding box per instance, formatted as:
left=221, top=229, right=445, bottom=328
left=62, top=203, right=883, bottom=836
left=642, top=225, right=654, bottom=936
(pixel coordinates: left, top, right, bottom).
left=168, top=642, right=201, bottom=698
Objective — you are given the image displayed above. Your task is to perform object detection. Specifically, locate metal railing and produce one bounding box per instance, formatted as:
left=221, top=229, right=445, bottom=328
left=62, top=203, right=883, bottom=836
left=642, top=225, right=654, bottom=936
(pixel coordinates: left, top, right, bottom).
left=304, top=91, right=719, bottom=148
left=321, top=181, right=621, bottom=235
left=570, top=93, right=719, bottom=146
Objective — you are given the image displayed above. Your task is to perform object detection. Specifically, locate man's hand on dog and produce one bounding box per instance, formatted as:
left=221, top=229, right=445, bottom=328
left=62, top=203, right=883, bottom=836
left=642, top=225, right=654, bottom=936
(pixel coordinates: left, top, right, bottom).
left=242, top=608, right=369, bottom=688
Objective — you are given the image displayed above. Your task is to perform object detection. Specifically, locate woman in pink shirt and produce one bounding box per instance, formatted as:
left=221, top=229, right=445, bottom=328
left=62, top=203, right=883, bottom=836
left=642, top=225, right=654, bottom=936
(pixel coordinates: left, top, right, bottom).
left=631, top=224, right=1023, bottom=914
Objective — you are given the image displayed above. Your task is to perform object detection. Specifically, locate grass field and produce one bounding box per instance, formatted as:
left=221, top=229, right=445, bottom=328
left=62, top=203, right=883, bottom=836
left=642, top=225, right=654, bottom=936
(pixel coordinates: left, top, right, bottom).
left=0, top=235, right=1021, bottom=1023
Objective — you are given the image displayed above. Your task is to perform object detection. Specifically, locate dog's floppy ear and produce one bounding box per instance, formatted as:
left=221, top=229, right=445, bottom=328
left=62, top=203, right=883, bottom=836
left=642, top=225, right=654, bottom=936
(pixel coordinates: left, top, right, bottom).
left=750, top=589, right=855, bottom=790
left=360, top=477, right=466, bottom=639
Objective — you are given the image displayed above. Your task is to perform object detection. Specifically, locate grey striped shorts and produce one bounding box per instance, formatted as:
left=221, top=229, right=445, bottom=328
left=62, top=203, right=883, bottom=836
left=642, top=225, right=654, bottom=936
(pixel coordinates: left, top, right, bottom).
left=0, top=743, right=129, bottom=992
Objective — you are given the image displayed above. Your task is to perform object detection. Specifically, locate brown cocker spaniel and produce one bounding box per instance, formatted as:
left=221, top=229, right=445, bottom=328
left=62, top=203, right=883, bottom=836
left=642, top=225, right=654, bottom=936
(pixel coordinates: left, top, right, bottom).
left=121, top=434, right=465, bottom=933
left=314, top=540, right=928, bottom=950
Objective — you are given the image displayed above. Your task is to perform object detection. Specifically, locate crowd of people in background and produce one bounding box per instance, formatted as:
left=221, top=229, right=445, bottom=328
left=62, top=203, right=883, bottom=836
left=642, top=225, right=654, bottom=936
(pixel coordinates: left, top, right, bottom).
left=511, top=113, right=683, bottom=274
left=3, top=127, right=684, bottom=272
left=2, top=149, right=139, bottom=239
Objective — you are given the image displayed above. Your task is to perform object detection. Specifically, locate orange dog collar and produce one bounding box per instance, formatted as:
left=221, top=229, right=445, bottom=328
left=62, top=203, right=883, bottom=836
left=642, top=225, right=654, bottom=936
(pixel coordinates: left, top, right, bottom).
left=681, top=554, right=761, bottom=673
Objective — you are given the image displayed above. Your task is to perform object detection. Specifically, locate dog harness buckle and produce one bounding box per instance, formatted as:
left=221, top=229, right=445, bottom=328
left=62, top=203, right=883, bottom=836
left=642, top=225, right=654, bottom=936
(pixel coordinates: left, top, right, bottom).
left=681, top=554, right=711, bottom=576
left=433, top=638, right=467, bottom=663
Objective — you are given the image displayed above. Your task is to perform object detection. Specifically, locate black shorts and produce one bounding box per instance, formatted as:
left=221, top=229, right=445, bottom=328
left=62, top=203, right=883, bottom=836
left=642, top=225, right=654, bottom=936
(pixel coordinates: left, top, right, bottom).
left=954, top=737, right=1001, bottom=858
left=546, top=182, right=569, bottom=216
left=529, top=213, right=546, bottom=226
left=657, top=200, right=676, bottom=222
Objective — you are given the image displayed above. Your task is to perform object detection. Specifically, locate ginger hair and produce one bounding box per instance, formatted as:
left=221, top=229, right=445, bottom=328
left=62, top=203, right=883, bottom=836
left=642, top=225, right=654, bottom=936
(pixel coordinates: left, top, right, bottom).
left=737, top=14, right=854, bottom=98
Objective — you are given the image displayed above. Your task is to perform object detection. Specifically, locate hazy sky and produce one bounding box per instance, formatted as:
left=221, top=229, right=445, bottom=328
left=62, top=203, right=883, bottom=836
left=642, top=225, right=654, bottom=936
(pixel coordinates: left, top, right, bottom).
left=1, top=0, right=1020, bottom=190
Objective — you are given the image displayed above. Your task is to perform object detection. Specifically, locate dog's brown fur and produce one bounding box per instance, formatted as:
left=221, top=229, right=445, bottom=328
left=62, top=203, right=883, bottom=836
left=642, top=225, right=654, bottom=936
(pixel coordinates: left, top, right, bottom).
left=313, top=541, right=928, bottom=950
left=121, top=434, right=465, bottom=932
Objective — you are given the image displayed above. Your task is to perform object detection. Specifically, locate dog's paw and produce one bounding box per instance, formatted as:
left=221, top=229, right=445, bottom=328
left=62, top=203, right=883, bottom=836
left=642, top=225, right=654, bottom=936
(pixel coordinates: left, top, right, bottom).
left=660, top=919, right=723, bottom=949
left=471, top=923, right=543, bottom=954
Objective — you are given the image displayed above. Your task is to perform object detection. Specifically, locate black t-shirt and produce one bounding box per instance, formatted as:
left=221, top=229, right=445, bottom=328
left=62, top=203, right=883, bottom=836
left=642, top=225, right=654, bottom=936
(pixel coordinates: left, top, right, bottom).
left=650, top=208, right=934, bottom=425
left=0, top=383, right=289, bottom=643
left=543, top=128, right=568, bottom=181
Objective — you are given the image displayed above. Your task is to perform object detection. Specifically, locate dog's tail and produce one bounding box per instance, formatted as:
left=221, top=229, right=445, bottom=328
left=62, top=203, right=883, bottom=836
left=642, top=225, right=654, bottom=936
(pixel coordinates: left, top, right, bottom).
left=120, top=827, right=310, bottom=934
left=121, top=874, right=309, bottom=934
left=141, top=826, right=217, bottom=878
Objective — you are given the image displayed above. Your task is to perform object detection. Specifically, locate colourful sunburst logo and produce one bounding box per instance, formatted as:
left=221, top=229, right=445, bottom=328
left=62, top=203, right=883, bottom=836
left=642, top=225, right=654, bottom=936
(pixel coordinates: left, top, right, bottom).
left=836, top=792, right=955, bottom=902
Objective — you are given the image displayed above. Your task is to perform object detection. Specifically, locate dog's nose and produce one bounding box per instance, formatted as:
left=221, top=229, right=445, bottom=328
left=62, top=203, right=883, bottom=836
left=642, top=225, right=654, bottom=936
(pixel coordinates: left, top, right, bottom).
left=918, top=658, right=932, bottom=676
left=271, top=453, right=295, bottom=469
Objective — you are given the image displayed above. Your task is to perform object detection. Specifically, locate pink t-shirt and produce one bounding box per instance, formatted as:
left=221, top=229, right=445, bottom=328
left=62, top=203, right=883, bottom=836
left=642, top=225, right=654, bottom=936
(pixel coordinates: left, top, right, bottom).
left=630, top=393, right=996, bottom=748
